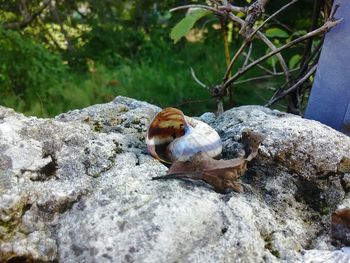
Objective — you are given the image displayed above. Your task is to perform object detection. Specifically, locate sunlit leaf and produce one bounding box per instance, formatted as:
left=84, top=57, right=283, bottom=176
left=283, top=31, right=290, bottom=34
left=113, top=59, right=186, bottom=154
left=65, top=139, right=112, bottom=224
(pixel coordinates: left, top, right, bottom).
left=265, top=28, right=289, bottom=38
left=267, top=56, right=277, bottom=68
left=289, top=54, right=301, bottom=69
left=170, top=9, right=211, bottom=43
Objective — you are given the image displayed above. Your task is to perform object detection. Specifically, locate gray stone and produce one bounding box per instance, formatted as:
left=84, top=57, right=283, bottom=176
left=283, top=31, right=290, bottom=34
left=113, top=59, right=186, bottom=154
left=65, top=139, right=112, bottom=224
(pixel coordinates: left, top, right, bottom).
left=0, top=97, right=350, bottom=262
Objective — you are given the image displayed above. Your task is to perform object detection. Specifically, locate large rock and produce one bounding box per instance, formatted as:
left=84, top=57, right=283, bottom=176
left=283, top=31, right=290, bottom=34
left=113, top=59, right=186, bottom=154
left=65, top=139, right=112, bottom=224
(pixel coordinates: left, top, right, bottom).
left=0, top=97, right=349, bottom=262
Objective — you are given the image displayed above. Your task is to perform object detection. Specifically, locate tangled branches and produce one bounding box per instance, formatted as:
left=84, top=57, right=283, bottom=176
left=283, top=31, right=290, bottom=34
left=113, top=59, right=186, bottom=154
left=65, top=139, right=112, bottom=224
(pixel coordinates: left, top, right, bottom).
left=171, top=0, right=341, bottom=114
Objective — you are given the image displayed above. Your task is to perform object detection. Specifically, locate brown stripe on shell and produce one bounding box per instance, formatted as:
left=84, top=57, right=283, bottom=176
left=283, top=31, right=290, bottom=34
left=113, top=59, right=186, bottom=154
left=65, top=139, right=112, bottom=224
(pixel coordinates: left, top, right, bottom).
left=147, top=108, right=187, bottom=139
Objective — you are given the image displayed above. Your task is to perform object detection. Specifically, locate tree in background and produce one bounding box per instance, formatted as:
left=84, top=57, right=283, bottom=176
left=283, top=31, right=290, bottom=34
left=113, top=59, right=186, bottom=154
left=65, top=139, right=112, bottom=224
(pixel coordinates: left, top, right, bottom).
left=0, top=0, right=337, bottom=116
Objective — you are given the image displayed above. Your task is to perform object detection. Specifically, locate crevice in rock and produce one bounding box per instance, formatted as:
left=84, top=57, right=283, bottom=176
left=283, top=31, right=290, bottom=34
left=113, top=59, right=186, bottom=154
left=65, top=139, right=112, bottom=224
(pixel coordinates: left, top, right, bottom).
left=58, top=196, right=82, bottom=214
left=261, top=232, right=280, bottom=259
left=340, top=173, right=350, bottom=193
left=24, top=154, right=58, bottom=182
left=6, top=256, right=34, bottom=263
left=294, top=175, right=345, bottom=215
left=135, top=154, right=140, bottom=166
left=295, top=179, right=325, bottom=213
left=5, top=256, right=58, bottom=263
left=39, top=154, right=58, bottom=178
left=22, top=203, right=32, bottom=215
left=37, top=195, right=82, bottom=216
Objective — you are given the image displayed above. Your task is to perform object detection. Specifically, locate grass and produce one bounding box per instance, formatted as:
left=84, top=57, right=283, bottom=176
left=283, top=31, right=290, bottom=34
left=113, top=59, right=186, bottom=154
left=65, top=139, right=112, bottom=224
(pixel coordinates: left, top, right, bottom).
left=1, top=35, right=284, bottom=117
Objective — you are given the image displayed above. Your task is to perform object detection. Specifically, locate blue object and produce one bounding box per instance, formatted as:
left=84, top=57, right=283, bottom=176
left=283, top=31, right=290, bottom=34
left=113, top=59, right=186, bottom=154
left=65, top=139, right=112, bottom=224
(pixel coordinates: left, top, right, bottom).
left=305, top=0, right=350, bottom=135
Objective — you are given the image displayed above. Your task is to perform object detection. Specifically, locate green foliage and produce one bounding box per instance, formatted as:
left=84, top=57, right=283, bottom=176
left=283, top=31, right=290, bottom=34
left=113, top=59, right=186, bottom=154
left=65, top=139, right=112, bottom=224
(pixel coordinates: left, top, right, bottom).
left=265, top=28, right=289, bottom=38
left=72, top=24, right=146, bottom=69
left=170, top=9, right=211, bottom=43
left=0, top=27, right=67, bottom=115
left=289, top=54, right=301, bottom=69
left=0, top=0, right=320, bottom=116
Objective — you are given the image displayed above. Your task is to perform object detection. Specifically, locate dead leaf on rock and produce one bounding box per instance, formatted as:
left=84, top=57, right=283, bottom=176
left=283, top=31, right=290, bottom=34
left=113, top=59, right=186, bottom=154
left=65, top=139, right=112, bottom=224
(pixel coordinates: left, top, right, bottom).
left=331, top=207, right=350, bottom=246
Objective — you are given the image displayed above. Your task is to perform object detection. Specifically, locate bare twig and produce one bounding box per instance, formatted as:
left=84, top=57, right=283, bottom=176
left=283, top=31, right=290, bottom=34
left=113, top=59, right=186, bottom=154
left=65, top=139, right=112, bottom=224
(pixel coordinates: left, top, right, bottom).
left=243, top=42, right=253, bottom=68
left=242, top=52, right=300, bottom=76
left=256, top=32, right=289, bottom=80
left=329, top=3, right=340, bottom=19
left=176, top=98, right=213, bottom=107
left=270, top=17, right=295, bottom=32
left=288, top=0, right=320, bottom=113
left=223, top=41, right=247, bottom=81
left=239, top=0, right=300, bottom=81
left=217, top=99, right=224, bottom=115
left=190, top=68, right=208, bottom=89
left=170, top=0, right=340, bottom=114
left=170, top=5, right=218, bottom=13
left=233, top=74, right=277, bottom=85
left=217, top=5, right=246, bottom=13
left=252, top=0, right=298, bottom=38
left=3, top=0, right=50, bottom=29
left=223, top=18, right=342, bottom=90
left=266, top=63, right=318, bottom=106
left=242, top=52, right=274, bottom=74
left=239, top=0, right=270, bottom=36
left=207, top=0, right=246, bottom=13
left=223, top=0, right=297, bottom=83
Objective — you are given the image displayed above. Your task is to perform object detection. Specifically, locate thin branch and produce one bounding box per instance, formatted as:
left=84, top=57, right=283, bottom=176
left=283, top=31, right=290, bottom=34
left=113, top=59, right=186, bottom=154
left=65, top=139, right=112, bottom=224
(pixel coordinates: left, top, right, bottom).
left=209, top=0, right=247, bottom=13
left=242, top=52, right=300, bottom=76
left=252, top=0, right=298, bottom=38
left=223, top=18, right=342, bottom=90
left=239, top=0, right=270, bottom=36
left=3, top=0, right=50, bottom=30
left=170, top=1, right=291, bottom=86
left=170, top=5, right=218, bottom=13
left=241, top=0, right=300, bottom=81
left=255, top=32, right=289, bottom=80
left=329, top=3, right=340, bottom=19
left=265, top=63, right=318, bottom=106
left=243, top=42, right=253, bottom=67
left=242, top=52, right=274, bottom=74
left=299, top=39, right=323, bottom=76
left=287, top=0, right=320, bottom=112
left=176, top=98, right=213, bottom=107
left=227, top=13, right=244, bottom=25
left=190, top=68, right=208, bottom=89
left=233, top=74, right=277, bottom=84
left=270, top=17, right=295, bottom=32
left=223, top=0, right=296, bottom=83
left=217, top=5, right=246, bottom=13
left=223, top=41, right=247, bottom=81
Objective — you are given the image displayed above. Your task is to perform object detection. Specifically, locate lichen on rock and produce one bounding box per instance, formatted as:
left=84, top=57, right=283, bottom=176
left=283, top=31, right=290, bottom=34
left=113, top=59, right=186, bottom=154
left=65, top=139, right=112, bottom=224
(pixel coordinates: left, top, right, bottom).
left=0, top=97, right=350, bottom=262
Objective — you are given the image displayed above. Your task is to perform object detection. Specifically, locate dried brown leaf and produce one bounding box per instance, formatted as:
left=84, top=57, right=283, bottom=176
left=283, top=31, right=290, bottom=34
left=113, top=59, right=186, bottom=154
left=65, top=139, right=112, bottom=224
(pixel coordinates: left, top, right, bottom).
left=331, top=208, right=350, bottom=246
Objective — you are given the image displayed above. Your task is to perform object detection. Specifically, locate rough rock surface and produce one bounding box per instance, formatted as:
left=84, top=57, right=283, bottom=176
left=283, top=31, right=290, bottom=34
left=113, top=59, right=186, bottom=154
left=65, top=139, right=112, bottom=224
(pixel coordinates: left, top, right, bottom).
left=1, top=97, right=350, bottom=262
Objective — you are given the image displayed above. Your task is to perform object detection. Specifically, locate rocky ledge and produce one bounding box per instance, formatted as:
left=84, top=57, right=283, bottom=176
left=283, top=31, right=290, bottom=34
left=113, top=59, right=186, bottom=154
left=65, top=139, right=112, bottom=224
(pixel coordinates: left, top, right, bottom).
left=0, top=96, right=350, bottom=262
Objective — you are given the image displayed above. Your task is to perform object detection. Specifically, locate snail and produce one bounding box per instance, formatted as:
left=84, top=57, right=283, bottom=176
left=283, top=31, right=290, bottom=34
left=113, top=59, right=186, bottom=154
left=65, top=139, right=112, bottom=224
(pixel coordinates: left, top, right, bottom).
left=146, top=107, right=222, bottom=163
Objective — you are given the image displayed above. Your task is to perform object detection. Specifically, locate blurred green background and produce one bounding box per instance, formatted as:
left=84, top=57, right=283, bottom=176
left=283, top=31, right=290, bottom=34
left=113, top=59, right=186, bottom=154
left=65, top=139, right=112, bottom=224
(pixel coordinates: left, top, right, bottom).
left=0, top=0, right=318, bottom=116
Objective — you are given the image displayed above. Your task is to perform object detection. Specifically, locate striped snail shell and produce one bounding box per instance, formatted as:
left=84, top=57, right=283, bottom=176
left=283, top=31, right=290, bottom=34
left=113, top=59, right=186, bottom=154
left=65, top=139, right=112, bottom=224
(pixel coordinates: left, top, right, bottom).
left=146, top=107, right=222, bottom=163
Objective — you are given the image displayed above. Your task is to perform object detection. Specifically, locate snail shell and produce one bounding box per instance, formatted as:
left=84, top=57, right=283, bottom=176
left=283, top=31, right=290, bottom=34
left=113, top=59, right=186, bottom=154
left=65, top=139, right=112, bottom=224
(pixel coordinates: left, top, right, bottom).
left=146, top=108, right=222, bottom=163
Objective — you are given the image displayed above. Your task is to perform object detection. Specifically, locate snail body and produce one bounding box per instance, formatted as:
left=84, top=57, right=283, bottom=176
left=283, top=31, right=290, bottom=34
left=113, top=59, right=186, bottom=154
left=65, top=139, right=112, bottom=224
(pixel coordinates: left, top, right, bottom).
left=146, top=108, right=222, bottom=163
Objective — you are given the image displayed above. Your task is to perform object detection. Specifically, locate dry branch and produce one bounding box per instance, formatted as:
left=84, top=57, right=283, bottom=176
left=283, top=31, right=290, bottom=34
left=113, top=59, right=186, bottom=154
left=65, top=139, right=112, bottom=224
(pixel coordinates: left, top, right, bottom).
left=266, top=63, right=318, bottom=106
left=3, top=0, right=50, bottom=30
left=170, top=0, right=341, bottom=114
left=223, top=18, right=342, bottom=90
